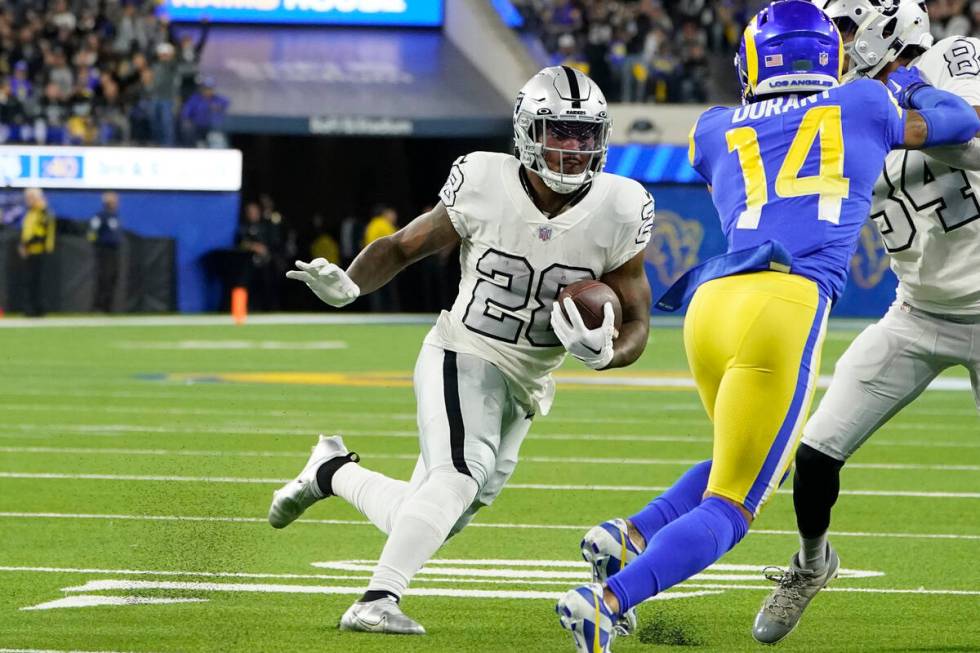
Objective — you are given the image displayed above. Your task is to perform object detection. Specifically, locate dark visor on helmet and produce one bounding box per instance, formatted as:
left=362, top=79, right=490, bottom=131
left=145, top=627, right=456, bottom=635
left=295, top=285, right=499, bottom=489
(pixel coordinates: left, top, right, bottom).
left=544, top=120, right=603, bottom=143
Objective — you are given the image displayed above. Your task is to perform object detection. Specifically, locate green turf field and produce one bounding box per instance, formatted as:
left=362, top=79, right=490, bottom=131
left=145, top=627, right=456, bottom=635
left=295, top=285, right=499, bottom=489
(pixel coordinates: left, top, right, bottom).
left=0, top=316, right=977, bottom=653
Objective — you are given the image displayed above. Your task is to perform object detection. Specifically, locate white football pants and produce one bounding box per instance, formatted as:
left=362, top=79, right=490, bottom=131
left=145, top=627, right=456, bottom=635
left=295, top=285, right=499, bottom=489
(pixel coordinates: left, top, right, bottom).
left=802, top=301, right=980, bottom=461
left=330, top=344, right=533, bottom=597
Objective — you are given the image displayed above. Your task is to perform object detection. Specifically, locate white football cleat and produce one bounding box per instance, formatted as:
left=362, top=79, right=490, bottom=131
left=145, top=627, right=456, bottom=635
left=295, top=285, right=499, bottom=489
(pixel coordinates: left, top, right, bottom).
left=339, top=597, right=426, bottom=635
left=556, top=583, right=617, bottom=653
left=267, top=434, right=357, bottom=529
left=581, top=518, right=641, bottom=636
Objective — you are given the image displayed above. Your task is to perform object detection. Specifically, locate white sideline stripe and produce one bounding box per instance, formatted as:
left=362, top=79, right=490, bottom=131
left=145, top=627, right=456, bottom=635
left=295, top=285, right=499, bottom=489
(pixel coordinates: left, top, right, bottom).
left=0, top=313, right=440, bottom=328
left=1, top=513, right=978, bottom=541
left=2, top=446, right=978, bottom=472
left=1, top=472, right=978, bottom=498
left=0, top=312, right=867, bottom=330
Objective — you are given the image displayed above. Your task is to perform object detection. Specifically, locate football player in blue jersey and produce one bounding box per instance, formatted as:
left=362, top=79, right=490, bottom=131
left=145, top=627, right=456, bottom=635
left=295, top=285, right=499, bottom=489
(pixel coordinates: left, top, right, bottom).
left=555, top=2, right=980, bottom=651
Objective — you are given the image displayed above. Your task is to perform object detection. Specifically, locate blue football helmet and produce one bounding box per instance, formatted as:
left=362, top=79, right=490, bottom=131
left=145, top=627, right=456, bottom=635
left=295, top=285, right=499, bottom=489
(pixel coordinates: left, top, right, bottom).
left=735, top=0, right=844, bottom=102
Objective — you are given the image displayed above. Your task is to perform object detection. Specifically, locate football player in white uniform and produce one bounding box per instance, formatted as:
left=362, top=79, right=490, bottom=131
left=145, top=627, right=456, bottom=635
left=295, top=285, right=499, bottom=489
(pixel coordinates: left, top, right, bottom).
left=754, top=0, right=980, bottom=643
left=268, top=66, right=655, bottom=634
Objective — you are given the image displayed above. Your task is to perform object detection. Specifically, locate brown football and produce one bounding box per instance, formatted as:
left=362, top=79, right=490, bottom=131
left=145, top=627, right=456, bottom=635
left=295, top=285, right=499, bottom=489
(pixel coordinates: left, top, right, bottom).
left=558, top=280, right=623, bottom=331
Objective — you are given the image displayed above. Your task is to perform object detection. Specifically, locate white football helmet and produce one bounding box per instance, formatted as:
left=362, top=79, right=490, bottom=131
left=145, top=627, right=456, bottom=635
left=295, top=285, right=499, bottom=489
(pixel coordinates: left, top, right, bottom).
left=513, top=66, right=610, bottom=195
left=815, top=0, right=932, bottom=81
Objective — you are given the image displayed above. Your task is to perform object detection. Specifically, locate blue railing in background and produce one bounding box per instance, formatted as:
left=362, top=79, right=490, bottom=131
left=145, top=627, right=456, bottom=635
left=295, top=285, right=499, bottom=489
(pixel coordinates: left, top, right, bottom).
left=606, top=144, right=700, bottom=184
left=492, top=0, right=524, bottom=28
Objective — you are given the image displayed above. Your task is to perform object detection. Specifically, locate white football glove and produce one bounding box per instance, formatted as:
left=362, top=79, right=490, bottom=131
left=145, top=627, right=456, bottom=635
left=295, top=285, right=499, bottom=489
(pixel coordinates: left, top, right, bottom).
left=550, top=297, right=617, bottom=370
left=285, top=258, right=360, bottom=308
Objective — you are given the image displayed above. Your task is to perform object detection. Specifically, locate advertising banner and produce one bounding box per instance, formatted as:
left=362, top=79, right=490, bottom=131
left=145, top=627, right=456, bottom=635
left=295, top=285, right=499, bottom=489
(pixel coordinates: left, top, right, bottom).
left=0, top=146, right=242, bottom=192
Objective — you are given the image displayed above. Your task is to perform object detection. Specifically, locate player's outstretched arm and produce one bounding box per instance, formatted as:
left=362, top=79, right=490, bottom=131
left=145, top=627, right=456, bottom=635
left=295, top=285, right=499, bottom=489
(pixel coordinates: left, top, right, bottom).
left=891, top=67, right=980, bottom=149
left=346, top=202, right=461, bottom=296
left=601, top=251, right=652, bottom=369
left=923, top=107, right=980, bottom=170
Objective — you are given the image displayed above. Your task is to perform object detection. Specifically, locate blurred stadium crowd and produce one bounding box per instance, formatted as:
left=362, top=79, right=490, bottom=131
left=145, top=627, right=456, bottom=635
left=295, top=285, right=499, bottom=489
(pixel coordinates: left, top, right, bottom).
left=513, top=0, right=980, bottom=103
left=0, top=0, right=227, bottom=146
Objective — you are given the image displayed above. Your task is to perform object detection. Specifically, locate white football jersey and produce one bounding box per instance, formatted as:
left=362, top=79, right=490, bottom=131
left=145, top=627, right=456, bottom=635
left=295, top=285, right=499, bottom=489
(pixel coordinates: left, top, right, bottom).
left=423, top=152, right=654, bottom=416
left=870, top=37, right=980, bottom=315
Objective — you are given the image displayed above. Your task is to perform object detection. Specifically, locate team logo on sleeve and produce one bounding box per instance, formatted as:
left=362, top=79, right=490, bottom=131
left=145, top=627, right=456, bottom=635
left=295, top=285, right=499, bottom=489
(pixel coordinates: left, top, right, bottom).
left=440, top=159, right=465, bottom=207
left=635, top=195, right=655, bottom=245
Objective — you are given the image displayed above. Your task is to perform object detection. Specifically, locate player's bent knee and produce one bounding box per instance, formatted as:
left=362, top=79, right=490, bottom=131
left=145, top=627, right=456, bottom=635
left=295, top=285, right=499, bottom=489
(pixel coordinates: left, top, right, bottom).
left=447, top=500, right=486, bottom=539
left=795, top=443, right=846, bottom=477
left=702, top=491, right=754, bottom=524
left=427, top=468, right=480, bottom=504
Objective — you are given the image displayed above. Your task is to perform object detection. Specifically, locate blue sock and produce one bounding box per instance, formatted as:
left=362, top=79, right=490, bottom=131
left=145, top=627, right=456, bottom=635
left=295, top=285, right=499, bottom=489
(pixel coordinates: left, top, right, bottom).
left=607, top=497, right=749, bottom=612
left=628, top=460, right=711, bottom=543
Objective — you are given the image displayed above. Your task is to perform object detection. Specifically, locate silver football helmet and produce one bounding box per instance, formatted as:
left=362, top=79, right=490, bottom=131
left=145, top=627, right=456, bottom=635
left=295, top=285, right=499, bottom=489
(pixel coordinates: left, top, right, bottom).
left=815, top=0, right=932, bottom=81
left=513, top=66, right=610, bottom=195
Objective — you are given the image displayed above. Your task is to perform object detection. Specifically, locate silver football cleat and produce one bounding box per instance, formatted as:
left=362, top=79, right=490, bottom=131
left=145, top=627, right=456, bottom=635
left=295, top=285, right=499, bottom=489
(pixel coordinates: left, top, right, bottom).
left=268, top=434, right=354, bottom=529
left=339, top=597, right=426, bottom=635
left=752, top=546, right=840, bottom=644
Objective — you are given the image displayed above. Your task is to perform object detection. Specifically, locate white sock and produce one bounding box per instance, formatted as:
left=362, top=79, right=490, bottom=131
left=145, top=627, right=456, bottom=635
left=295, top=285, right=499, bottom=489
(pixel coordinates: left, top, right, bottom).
left=366, top=470, right=478, bottom=597
left=799, top=532, right=828, bottom=571
left=331, top=457, right=426, bottom=534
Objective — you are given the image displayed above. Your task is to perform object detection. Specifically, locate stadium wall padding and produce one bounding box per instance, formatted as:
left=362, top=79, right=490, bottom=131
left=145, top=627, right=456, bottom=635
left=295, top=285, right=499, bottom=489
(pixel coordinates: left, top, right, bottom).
left=644, top=184, right=899, bottom=318
left=42, top=190, right=240, bottom=312
left=0, top=229, right=176, bottom=313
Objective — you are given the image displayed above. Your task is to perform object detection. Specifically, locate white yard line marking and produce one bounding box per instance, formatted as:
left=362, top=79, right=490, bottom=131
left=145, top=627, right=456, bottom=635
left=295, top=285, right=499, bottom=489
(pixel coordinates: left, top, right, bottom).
left=1, top=513, right=978, bottom=541
left=45, top=578, right=980, bottom=601
left=54, top=579, right=658, bottom=602
left=7, top=561, right=978, bottom=609
left=22, top=595, right=208, bottom=611
left=2, top=424, right=978, bottom=450
left=0, top=565, right=579, bottom=588
left=4, top=561, right=835, bottom=586
left=505, top=483, right=980, bottom=498
left=2, top=446, right=977, bottom=472
left=312, top=560, right=883, bottom=582
left=4, top=402, right=974, bottom=425
left=116, top=340, right=347, bottom=351
left=0, top=649, right=156, bottom=653
left=2, top=472, right=978, bottom=498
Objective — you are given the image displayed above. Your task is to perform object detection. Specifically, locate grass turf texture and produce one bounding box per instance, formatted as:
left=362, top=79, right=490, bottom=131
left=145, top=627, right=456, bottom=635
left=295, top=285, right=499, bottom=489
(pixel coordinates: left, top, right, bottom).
left=0, top=319, right=977, bottom=653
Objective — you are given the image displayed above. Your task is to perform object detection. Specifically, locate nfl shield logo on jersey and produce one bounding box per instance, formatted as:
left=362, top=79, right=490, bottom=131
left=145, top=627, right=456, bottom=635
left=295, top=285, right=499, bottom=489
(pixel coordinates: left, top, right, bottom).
left=538, top=226, right=553, bottom=241
left=819, top=52, right=829, bottom=66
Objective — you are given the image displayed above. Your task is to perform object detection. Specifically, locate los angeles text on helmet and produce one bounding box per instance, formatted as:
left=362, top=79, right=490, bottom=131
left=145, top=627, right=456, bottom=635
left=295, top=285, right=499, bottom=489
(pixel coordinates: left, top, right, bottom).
left=731, top=89, right=831, bottom=124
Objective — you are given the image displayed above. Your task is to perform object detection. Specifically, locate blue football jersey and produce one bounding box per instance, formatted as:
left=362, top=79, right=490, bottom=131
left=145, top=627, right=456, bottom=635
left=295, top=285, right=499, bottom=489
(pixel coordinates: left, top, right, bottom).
left=689, top=78, right=906, bottom=301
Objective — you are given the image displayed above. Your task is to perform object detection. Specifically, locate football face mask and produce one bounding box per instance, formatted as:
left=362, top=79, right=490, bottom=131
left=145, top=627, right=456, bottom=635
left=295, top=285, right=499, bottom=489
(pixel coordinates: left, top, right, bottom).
left=525, top=117, right=607, bottom=193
